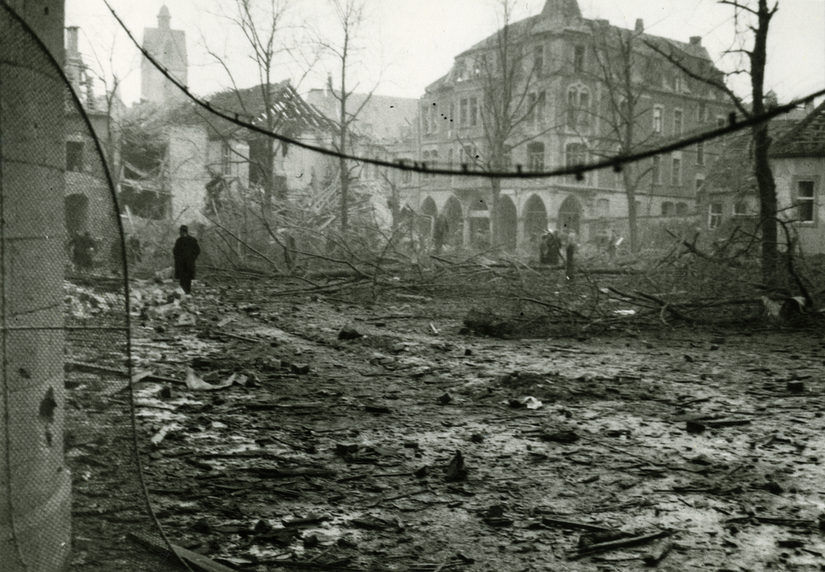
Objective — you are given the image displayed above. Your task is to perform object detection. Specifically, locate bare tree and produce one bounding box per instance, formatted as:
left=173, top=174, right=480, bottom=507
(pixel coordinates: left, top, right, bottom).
left=586, top=23, right=656, bottom=253
left=205, top=0, right=320, bottom=210
left=471, top=0, right=550, bottom=246
left=648, top=0, right=780, bottom=286
left=320, top=0, right=375, bottom=233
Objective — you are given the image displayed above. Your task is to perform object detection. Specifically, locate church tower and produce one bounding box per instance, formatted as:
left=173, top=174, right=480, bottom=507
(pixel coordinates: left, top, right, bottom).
left=140, top=5, right=188, bottom=104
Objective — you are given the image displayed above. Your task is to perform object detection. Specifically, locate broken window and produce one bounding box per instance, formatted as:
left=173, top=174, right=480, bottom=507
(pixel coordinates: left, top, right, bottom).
left=66, top=141, right=84, bottom=172
left=796, top=180, right=815, bottom=222
left=652, top=105, right=663, bottom=134
left=696, top=140, right=705, bottom=165
left=470, top=97, right=478, bottom=127
left=460, top=98, right=469, bottom=127
left=527, top=142, right=545, bottom=171
left=567, top=86, right=590, bottom=128
left=661, top=201, right=675, bottom=217
left=652, top=155, right=662, bottom=185
left=676, top=202, right=689, bottom=216
left=573, top=45, right=585, bottom=73
left=708, top=202, right=723, bottom=229
left=671, top=153, right=682, bottom=186
left=673, top=108, right=683, bottom=135
left=733, top=200, right=749, bottom=216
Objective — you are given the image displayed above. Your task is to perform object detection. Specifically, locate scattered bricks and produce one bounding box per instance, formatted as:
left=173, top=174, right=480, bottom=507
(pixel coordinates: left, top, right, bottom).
left=786, top=380, right=805, bottom=393
left=685, top=420, right=707, bottom=434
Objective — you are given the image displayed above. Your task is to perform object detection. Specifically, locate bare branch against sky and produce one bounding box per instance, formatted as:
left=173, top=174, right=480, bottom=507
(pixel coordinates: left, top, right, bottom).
left=66, top=0, right=823, bottom=105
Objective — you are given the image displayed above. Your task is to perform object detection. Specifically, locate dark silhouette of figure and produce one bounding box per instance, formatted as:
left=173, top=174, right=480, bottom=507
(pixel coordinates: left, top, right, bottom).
left=173, top=225, right=200, bottom=294
left=539, top=228, right=561, bottom=265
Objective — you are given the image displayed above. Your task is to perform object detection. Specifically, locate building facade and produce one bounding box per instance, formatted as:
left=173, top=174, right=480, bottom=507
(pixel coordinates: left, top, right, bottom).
left=140, top=5, right=188, bottom=105
left=399, top=0, right=734, bottom=253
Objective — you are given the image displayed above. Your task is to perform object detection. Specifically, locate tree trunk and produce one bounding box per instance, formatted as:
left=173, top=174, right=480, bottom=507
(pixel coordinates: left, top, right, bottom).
left=489, top=179, right=501, bottom=246
left=623, top=166, right=639, bottom=253
left=752, top=0, right=778, bottom=287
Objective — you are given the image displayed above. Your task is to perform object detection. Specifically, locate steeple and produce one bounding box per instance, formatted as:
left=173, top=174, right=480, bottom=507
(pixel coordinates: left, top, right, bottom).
left=158, top=5, right=171, bottom=30
left=541, top=0, right=582, bottom=21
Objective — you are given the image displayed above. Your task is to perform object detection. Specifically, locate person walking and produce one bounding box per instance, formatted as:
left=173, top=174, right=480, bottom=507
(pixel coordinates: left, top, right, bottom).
left=173, top=225, right=200, bottom=294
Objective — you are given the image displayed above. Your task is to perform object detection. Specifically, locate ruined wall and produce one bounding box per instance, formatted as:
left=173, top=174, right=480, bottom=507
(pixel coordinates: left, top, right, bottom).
left=0, top=1, right=72, bottom=570
left=167, top=125, right=209, bottom=225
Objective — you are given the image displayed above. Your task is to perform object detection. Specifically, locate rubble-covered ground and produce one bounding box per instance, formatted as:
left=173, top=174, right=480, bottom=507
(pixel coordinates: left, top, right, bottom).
left=67, top=271, right=825, bottom=571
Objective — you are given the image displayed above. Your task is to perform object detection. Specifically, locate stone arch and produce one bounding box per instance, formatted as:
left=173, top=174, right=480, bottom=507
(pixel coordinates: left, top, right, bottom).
left=468, top=195, right=490, bottom=248
left=558, top=195, right=582, bottom=236
left=523, top=194, right=548, bottom=243
left=497, top=195, right=517, bottom=251
left=417, top=196, right=437, bottom=238
left=65, top=193, right=89, bottom=236
left=443, top=195, right=464, bottom=248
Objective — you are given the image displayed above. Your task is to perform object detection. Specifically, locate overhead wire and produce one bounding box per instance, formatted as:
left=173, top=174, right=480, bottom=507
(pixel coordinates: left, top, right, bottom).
left=104, top=0, right=825, bottom=181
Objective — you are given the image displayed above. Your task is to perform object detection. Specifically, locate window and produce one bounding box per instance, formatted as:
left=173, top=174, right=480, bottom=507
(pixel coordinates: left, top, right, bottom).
left=652, top=155, right=662, bottom=184
left=567, top=86, right=590, bottom=128
left=661, top=202, right=675, bottom=217
left=797, top=180, right=815, bottom=222
left=733, top=201, right=748, bottom=216
left=708, top=203, right=723, bottom=229
left=597, top=198, right=610, bottom=217
left=533, top=45, right=544, bottom=74
left=527, top=142, right=545, bottom=171
left=66, top=141, right=84, bottom=172
left=431, top=105, right=439, bottom=134
left=566, top=142, right=587, bottom=183
left=503, top=146, right=513, bottom=170
left=671, top=153, right=682, bottom=186
left=698, top=103, right=707, bottom=123
left=695, top=176, right=705, bottom=192
left=422, top=108, right=430, bottom=134
left=573, top=45, right=585, bottom=72
left=696, top=140, right=705, bottom=165
left=676, top=203, right=688, bottom=216
left=530, top=91, right=546, bottom=124
left=652, top=105, right=663, bottom=134
left=447, top=148, right=454, bottom=166
left=716, top=115, right=726, bottom=128
left=221, top=142, right=232, bottom=176
left=470, top=97, right=478, bottom=127
left=422, top=150, right=430, bottom=179
left=460, top=98, right=469, bottom=127
left=674, top=109, right=683, bottom=135
left=674, top=75, right=684, bottom=93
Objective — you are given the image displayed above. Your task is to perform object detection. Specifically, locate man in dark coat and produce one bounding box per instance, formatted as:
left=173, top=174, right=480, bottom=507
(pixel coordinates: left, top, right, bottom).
left=539, top=228, right=561, bottom=265
left=173, top=225, right=200, bottom=294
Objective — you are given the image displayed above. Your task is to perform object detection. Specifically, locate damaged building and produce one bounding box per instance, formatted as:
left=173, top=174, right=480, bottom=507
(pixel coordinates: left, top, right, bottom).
left=403, top=0, right=735, bottom=253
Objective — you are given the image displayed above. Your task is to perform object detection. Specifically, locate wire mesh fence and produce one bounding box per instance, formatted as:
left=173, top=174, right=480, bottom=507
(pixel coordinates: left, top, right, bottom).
left=1, top=5, right=182, bottom=571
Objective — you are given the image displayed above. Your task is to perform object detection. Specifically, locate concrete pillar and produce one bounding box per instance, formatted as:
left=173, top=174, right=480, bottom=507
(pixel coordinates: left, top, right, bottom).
left=0, top=1, right=71, bottom=571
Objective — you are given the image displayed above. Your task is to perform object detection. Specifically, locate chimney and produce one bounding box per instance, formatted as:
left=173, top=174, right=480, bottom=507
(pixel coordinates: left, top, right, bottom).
left=634, top=18, right=644, bottom=34
left=690, top=36, right=702, bottom=46
left=66, top=26, right=79, bottom=55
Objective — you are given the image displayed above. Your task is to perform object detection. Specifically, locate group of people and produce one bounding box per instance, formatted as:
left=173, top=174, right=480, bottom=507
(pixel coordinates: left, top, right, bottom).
left=539, top=227, right=622, bottom=278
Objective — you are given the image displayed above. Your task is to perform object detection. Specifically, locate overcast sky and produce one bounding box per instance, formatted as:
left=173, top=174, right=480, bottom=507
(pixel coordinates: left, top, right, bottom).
left=65, top=0, right=824, bottom=106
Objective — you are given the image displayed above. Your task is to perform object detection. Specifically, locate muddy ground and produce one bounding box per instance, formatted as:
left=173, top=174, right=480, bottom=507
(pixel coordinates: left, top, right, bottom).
left=66, top=271, right=825, bottom=571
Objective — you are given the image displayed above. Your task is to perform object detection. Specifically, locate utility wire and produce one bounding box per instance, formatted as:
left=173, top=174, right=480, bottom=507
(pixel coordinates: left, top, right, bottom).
left=104, top=0, right=825, bottom=180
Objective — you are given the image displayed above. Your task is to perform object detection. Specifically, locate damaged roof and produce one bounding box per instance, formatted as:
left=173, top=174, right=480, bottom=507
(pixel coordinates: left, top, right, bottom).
left=207, top=82, right=336, bottom=138
left=770, top=100, right=825, bottom=158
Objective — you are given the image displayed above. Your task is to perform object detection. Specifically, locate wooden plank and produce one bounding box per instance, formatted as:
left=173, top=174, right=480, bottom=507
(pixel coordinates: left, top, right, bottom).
left=129, top=532, right=237, bottom=572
